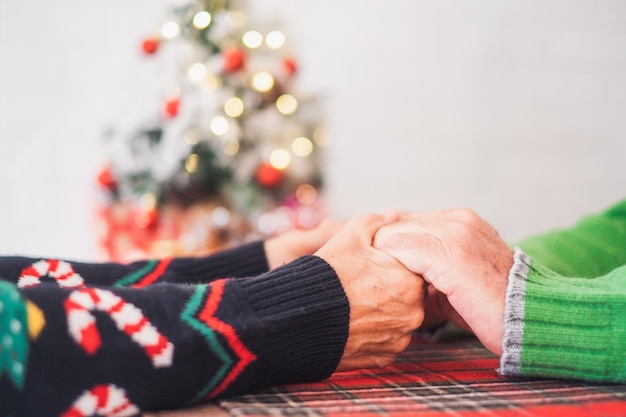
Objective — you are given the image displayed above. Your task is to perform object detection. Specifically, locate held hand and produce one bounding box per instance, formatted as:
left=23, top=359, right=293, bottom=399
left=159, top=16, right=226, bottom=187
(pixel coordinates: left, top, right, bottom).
left=373, top=209, right=514, bottom=356
left=420, top=284, right=470, bottom=332
left=315, top=214, right=426, bottom=371
left=264, top=220, right=345, bottom=270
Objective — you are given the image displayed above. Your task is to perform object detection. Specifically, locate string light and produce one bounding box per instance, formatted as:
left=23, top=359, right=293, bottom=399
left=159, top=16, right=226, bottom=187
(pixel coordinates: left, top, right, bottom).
left=185, top=154, right=199, bottom=173
left=184, top=126, right=202, bottom=145
left=242, top=30, right=263, bottom=49
left=276, top=94, right=298, bottom=115
left=252, top=71, right=274, bottom=92
left=161, top=21, right=180, bottom=39
left=257, top=212, right=278, bottom=235
left=296, top=184, right=318, bottom=205
left=313, top=126, right=326, bottom=146
left=187, top=63, right=207, bottom=83
left=210, top=116, right=229, bottom=136
left=296, top=206, right=319, bottom=229
left=202, top=75, right=222, bottom=91
left=192, top=11, right=212, bottom=29
left=221, top=138, right=240, bottom=156
left=257, top=208, right=291, bottom=236
left=211, top=206, right=231, bottom=228
left=224, top=97, right=244, bottom=118
left=292, top=136, right=313, bottom=157
left=139, top=193, right=157, bottom=210
left=225, top=10, right=246, bottom=28
left=270, top=149, right=290, bottom=169
left=265, top=31, right=285, bottom=49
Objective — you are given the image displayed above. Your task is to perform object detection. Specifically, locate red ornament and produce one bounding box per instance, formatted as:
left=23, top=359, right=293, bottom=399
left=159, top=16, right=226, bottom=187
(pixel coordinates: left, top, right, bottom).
left=97, top=166, right=117, bottom=191
left=163, top=97, right=180, bottom=118
left=141, top=37, right=160, bottom=55
left=256, top=163, right=284, bottom=188
left=282, top=57, right=297, bottom=76
left=223, top=48, right=246, bottom=73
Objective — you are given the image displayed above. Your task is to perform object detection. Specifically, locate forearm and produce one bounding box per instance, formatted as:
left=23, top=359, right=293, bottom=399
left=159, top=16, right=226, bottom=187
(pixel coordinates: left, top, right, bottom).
left=0, top=255, right=349, bottom=415
left=0, top=240, right=269, bottom=288
left=501, top=248, right=626, bottom=382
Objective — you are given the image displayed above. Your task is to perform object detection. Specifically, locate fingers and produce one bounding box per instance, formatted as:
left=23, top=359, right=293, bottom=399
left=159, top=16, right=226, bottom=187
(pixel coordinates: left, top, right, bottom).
left=316, top=211, right=430, bottom=373
left=336, top=332, right=414, bottom=372
left=344, top=213, right=398, bottom=245
left=374, top=230, right=445, bottom=281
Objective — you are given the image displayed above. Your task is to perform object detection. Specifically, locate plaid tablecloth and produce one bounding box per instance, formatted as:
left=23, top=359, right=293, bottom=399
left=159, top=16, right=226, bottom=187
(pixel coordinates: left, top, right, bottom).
left=216, top=336, right=626, bottom=417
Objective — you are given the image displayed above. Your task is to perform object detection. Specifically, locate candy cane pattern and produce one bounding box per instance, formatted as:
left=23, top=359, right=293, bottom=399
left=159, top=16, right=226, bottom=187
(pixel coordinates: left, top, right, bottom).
left=64, top=288, right=174, bottom=367
left=17, top=259, right=85, bottom=289
left=61, top=384, right=139, bottom=417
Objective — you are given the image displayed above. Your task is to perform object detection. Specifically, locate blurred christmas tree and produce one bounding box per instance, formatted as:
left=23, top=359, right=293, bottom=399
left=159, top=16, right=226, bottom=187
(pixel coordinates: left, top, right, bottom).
left=96, top=0, right=325, bottom=261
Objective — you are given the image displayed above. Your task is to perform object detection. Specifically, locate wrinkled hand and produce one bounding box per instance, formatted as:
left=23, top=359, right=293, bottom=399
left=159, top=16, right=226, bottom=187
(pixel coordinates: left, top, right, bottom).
left=264, top=220, right=345, bottom=270
left=373, top=209, right=514, bottom=356
left=315, top=214, right=426, bottom=371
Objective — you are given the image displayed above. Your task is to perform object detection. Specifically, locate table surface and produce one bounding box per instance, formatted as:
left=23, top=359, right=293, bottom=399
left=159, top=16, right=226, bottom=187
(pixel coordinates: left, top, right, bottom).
left=147, top=335, right=626, bottom=417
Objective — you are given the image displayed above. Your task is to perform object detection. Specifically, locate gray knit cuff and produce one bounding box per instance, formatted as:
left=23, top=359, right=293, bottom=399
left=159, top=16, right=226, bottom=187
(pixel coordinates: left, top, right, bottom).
left=499, top=247, right=530, bottom=376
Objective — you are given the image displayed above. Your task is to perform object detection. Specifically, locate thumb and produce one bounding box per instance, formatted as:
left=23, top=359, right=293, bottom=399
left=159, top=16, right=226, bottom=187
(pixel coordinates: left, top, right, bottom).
left=422, top=288, right=471, bottom=333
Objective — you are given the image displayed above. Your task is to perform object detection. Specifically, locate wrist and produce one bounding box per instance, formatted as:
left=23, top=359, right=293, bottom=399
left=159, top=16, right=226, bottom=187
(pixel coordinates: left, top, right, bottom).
left=263, top=237, right=284, bottom=270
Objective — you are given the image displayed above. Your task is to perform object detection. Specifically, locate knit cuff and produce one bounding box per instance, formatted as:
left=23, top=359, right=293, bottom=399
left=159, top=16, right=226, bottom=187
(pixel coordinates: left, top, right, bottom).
left=238, top=255, right=350, bottom=385
left=169, top=240, right=269, bottom=283
left=499, top=249, right=626, bottom=382
left=499, top=247, right=530, bottom=376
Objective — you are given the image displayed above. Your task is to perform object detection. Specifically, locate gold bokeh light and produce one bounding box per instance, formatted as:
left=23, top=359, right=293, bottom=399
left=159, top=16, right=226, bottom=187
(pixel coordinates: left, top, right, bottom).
left=252, top=71, right=274, bottom=92
left=224, top=97, right=244, bottom=118
left=270, top=149, right=291, bottom=170
left=276, top=94, right=298, bottom=115
left=192, top=11, right=212, bottom=29
left=292, top=136, right=313, bottom=157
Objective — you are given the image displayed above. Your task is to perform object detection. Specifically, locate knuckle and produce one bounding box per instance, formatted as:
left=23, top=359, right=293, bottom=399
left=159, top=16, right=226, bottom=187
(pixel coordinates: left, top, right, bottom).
left=453, top=207, right=479, bottom=224
left=395, top=334, right=413, bottom=353
left=408, top=309, right=425, bottom=330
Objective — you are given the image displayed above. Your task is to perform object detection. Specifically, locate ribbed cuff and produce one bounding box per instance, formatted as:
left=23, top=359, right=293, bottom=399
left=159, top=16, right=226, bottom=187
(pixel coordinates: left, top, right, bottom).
left=238, top=255, right=350, bottom=385
left=169, top=240, right=269, bottom=283
left=499, top=247, right=530, bottom=376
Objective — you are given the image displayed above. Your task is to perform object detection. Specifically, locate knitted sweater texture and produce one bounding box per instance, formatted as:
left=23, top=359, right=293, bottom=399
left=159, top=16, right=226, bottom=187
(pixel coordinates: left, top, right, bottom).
left=0, top=241, right=350, bottom=416
left=501, top=199, right=626, bottom=382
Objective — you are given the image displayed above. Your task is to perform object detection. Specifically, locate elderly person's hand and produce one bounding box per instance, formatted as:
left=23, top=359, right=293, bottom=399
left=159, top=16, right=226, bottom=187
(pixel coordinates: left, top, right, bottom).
left=264, top=220, right=344, bottom=270
left=315, top=214, right=427, bottom=371
left=373, top=209, right=514, bottom=356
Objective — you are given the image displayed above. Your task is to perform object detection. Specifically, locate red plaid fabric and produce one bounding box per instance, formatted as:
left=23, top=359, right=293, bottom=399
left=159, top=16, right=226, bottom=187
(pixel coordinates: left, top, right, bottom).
left=217, top=336, right=626, bottom=417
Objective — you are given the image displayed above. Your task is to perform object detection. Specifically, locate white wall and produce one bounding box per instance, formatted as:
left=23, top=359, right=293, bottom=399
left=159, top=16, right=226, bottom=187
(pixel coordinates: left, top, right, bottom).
left=1, top=0, right=625, bottom=260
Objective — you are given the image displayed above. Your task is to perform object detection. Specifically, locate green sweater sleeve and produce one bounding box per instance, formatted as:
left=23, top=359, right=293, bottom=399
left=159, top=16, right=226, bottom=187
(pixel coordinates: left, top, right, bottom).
left=501, top=199, right=626, bottom=382
left=515, top=198, right=626, bottom=277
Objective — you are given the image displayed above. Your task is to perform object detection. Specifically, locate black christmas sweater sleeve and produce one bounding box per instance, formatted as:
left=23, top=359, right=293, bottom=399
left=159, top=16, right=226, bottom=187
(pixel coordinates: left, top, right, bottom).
left=0, top=255, right=349, bottom=416
left=0, top=240, right=269, bottom=288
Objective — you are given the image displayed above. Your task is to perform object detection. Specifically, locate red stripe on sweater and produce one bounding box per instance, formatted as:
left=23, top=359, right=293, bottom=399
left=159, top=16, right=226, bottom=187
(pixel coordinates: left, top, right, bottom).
left=91, top=385, right=110, bottom=410
left=131, top=258, right=173, bottom=288
left=64, top=298, right=86, bottom=313
left=47, top=259, right=59, bottom=274
left=21, top=265, right=39, bottom=278
left=123, top=316, right=148, bottom=334
left=144, top=334, right=170, bottom=358
left=108, top=298, right=126, bottom=314
left=80, top=323, right=101, bottom=355
left=199, top=279, right=257, bottom=399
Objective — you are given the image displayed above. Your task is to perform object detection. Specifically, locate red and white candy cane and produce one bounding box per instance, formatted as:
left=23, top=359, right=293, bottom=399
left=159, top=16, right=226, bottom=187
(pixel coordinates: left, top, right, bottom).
left=17, top=259, right=85, bottom=288
left=61, top=384, right=139, bottom=417
left=64, top=288, right=174, bottom=368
